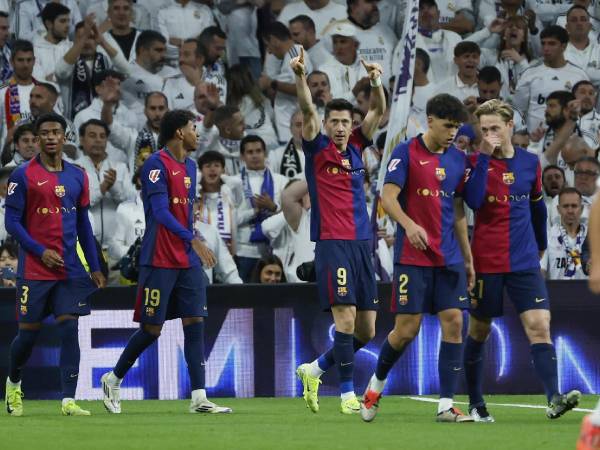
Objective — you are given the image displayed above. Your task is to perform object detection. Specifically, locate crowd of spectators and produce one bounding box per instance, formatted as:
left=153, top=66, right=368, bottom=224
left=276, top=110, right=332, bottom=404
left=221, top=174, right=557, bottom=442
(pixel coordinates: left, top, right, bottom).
left=0, top=0, right=597, bottom=284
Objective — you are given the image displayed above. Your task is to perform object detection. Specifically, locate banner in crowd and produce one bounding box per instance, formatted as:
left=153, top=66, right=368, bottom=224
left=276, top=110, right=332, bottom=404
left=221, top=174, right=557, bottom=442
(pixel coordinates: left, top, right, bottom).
left=377, top=0, right=419, bottom=190
left=0, top=283, right=598, bottom=399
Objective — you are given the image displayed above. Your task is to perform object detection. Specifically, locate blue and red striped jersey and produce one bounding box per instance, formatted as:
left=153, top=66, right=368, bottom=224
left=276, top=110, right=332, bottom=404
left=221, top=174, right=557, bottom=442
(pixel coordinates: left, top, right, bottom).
left=468, top=147, right=544, bottom=273
left=384, top=135, right=468, bottom=267
left=303, top=128, right=372, bottom=241
left=139, top=149, right=200, bottom=269
left=5, top=156, right=91, bottom=280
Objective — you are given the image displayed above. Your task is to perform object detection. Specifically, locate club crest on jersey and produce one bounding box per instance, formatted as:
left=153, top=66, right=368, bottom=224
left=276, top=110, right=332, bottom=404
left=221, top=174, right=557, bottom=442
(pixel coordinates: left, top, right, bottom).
left=337, top=286, right=348, bottom=297
left=341, top=158, right=351, bottom=170
left=7, top=182, right=17, bottom=195
left=435, top=167, right=446, bottom=180
left=564, top=81, right=572, bottom=90
left=399, top=294, right=408, bottom=305
left=502, top=172, right=515, bottom=185
left=184, top=176, right=191, bottom=189
left=54, top=185, right=66, bottom=197
left=20, top=305, right=27, bottom=315
left=149, top=169, right=160, bottom=183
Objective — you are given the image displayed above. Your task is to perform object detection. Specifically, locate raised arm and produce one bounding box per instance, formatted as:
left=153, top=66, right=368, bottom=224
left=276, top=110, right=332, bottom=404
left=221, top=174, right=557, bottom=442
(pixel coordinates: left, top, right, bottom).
left=290, top=47, right=320, bottom=141
left=360, top=60, right=386, bottom=140
left=282, top=179, right=308, bottom=232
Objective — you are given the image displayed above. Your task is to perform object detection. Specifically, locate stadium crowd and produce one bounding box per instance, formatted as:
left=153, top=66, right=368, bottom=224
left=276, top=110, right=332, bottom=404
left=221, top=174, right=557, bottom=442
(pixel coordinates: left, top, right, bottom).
left=0, top=0, right=597, bottom=285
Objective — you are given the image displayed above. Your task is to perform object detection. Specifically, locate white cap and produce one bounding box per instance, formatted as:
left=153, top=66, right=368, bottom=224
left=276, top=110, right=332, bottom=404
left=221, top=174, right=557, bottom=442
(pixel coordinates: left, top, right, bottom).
left=330, top=22, right=359, bottom=42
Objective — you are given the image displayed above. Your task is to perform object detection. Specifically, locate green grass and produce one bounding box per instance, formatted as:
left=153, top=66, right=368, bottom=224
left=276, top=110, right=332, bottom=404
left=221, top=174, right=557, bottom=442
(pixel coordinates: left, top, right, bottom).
left=4, top=395, right=598, bottom=450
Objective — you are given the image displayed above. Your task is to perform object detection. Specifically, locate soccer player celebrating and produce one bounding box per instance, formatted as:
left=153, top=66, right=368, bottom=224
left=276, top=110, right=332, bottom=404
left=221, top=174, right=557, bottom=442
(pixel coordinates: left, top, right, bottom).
left=101, top=110, right=231, bottom=415
left=4, top=112, right=106, bottom=417
left=360, top=94, right=486, bottom=423
left=291, top=47, right=386, bottom=414
left=461, top=99, right=580, bottom=422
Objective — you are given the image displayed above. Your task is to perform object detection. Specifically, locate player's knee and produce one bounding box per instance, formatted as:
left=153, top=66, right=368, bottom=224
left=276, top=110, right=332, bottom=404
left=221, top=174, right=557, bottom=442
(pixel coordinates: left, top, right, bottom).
left=390, top=320, right=419, bottom=344
left=525, top=319, right=551, bottom=342
left=355, top=326, right=375, bottom=343
left=440, top=313, right=463, bottom=339
left=469, top=316, right=492, bottom=342
left=143, top=324, right=163, bottom=337
left=335, top=319, right=355, bottom=334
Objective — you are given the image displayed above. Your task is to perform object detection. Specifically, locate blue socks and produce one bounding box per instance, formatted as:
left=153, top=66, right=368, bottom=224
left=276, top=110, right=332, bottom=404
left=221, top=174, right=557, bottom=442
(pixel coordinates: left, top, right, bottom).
left=464, top=336, right=485, bottom=407
left=183, top=322, right=206, bottom=390
left=438, top=341, right=463, bottom=399
left=317, top=336, right=366, bottom=372
left=531, top=343, right=559, bottom=402
left=375, top=338, right=405, bottom=381
left=8, top=328, right=40, bottom=383
left=333, top=331, right=355, bottom=394
left=57, top=319, right=80, bottom=398
left=114, top=328, right=158, bottom=379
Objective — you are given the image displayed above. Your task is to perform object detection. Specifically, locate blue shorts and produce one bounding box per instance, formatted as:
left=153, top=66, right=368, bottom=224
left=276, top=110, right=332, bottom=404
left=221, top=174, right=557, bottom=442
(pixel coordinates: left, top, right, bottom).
left=470, top=269, right=549, bottom=318
left=16, top=277, right=97, bottom=323
left=314, top=240, right=378, bottom=312
left=390, top=264, right=470, bottom=314
left=133, top=266, right=208, bottom=324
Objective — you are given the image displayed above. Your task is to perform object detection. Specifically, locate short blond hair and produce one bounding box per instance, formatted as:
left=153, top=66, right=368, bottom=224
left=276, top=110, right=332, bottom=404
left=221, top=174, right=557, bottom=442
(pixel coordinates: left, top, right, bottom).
left=474, top=99, right=514, bottom=123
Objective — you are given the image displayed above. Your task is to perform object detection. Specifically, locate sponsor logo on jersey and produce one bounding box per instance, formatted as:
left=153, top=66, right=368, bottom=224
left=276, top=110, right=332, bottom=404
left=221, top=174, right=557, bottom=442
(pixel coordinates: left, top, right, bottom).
left=416, top=188, right=454, bottom=198
left=487, top=193, right=530, bottom=203
left=36, top=206, right=74, bottom=215
left=149, top=169, right=160, bottom=183
left=171, top=197, right=192, bottom=205
left=326, top=166, right=365, bottom=176
left=54, top=185, right=66, bottom=197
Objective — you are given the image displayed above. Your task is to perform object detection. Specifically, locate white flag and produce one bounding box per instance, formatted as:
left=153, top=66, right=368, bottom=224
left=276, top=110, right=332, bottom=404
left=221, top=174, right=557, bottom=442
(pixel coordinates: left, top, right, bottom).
left=376, top=0, right=419, bottom=190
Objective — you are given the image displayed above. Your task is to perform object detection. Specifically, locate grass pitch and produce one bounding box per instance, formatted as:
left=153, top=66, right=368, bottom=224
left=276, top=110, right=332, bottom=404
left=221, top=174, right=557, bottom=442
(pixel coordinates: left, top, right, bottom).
left=4, top=395, right=597, bottom=450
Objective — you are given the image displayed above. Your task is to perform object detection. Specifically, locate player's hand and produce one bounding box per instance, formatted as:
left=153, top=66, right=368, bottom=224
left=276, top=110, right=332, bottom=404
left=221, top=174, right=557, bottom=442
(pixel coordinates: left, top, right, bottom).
left=464, top=260, right=475, bottom=292
left=479, top=134, right=501, bottom=155
left=91, top=271, right=107, bottom=288
left=192, top=238, right=217, bottom=268
left=41, top=249, right=64, bottom=269
left=254, top=194, right=277, bottom=212
left=405, top=221, right=428, bottom=251
left=361, top=59, right=383, bottom=80
left=488, top=18, right=505, bottom=34
left=289, top=46, right=306, bottom=77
